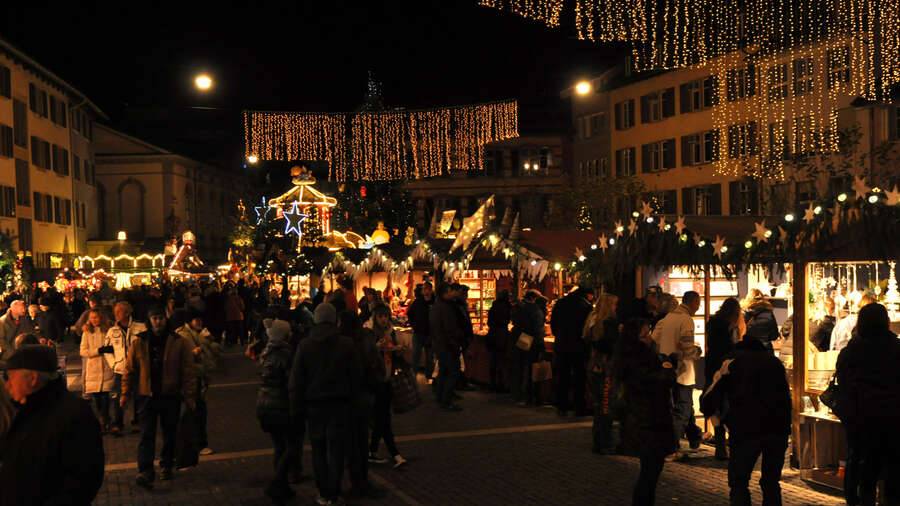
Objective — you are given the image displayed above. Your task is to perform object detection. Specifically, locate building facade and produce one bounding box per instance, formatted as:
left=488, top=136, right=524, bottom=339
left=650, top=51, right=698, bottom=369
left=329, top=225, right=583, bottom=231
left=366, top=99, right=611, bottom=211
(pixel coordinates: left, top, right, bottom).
left=404, top=135, right=567, bottom=230
left=568, top=40, right=900, bottom=223
left=0, top=37, right=105, bottom=269
left=93, top=124, right=243, bottom=262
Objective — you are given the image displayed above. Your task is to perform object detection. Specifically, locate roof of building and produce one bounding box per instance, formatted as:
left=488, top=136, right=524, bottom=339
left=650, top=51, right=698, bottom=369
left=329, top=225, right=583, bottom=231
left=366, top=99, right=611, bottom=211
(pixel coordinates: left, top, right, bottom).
left=0, top=36, right=108, bottom=120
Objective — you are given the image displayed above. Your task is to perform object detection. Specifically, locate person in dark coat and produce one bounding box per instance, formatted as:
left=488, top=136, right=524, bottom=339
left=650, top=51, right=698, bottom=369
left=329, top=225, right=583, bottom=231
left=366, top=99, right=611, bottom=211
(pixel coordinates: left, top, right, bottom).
left=614, top=319, right=677, bottom=506
left=704, top=297, right=742, bottom=460
left=582, top=293, right=620, bottom=453
left=743, top=290, right=780, bottom=351
left=835, top=303, right=900, bottom=506
left=550, top=286, right=594, bottom=417
left=486, top=289, right=512, bottom=392
left=256, top=318, right=299, bottom=503
left=34, top=296, right=64, bottom=344
left=809, top=294, right=837, bottom=352
left=0, top=345, right=105, bottom=506
left=510, top=290, right=547, bottom=406
left=701, top=333, right=792, bottom=506
left=406, top=282, right=435, bottom=381
left=430, top=284, right=466, bottom=411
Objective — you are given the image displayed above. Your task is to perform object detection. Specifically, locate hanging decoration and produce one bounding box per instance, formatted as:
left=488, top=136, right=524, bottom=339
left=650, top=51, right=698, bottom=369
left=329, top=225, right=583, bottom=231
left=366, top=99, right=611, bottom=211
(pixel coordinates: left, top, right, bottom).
left=282, top=202, right=308, bottom=237
left=243, top=100, right=518, bottom=181
left=451, top=196, right=495, bottom=253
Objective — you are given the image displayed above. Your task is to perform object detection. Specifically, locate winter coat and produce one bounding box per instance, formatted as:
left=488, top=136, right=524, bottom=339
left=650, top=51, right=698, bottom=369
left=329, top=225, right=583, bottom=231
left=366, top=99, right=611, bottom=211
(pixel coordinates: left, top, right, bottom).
left=224, top=293, right=245, bottom=322
left=550, top=293, right=593, bottom=354
left=176, top=324, right=220, bottom=380
left=289, top=323, right=362, bottom=417
left=486, top=299, right=512, bottom=352
left=0, top=378, right=104, bottom=506
left=34, top=310, right=63, bottom=343
left=256, top=339, right=294, bottom=429
left=512, top=300, right=546, bottom=354
left=80, top=327, right=116, bottom=394
left=743, top=300, right=780, bottom=348
left=363, top=320, right=403, bottom=383
left=104, top=318, right=148, bottom=375
left=615, top=339, right=677, bottom=455
left=585, top=317, right=620, bottom=373
left=0, top=312, right=34, bottom=361
left=704, top=314, right=736, bottom=388
left=350, top=328, right=380, bottom=412
left=406, top=296, right=433, bottom=339
left=121, top=329, right=197, bottom=409
left=430, top=298, right=465, bottom=354
left=700, top=339, right=791, bottom=443
left=810, top=315, right=836, bottom=352
left=835, top=328, right=900, bottom=431
left=651, top=304, right=701, bottom=386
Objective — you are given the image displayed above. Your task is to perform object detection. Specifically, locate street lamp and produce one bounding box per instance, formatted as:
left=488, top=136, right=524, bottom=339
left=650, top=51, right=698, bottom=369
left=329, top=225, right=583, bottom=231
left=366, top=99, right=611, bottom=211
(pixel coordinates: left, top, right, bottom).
left=575, top=80, right=592, bottom=96
left=117, top=230, right=127, bottom=242
left=246, top=154, right=259, bottom=165
left=194, top=73, right=213, bottom=91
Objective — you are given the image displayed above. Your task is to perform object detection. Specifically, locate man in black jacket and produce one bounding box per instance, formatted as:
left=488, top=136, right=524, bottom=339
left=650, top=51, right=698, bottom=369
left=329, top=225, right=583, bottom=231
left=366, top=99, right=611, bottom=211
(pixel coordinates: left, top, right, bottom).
left=290, top=303, right=363, bottom=505
left=430, top=284, right=465, bottom=411
left=550, top=287, right=594, bottom=416
left=701, top=336, right=792, bottom=506
left=406, top=282, right=434, bottom=381
left=1, top=345, right=105, bottom=505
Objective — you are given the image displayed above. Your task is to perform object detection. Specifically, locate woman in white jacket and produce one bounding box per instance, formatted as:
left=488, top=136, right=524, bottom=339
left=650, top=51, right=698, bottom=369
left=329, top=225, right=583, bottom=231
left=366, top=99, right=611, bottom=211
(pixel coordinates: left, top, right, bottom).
left=79, top=309, right=115, bottom=432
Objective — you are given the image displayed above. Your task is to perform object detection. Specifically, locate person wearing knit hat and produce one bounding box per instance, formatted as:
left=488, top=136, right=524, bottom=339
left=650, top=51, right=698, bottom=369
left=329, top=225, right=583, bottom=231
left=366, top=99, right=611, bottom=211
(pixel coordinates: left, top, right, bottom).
left=0, top=344, right=105, bottom=504
left=266, top=319, right=292, bottom=343
left=314, top=303, right=337, bottom=325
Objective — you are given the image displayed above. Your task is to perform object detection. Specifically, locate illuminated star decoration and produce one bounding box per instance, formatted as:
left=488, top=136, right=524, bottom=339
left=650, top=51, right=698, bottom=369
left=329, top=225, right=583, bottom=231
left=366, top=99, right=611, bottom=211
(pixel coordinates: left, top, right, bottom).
left=752, top=221, right=770, bottom=243
left=803, top=203, right=816, bottom=224
left=627, top=219, right=638, bottom=236
left=713, top=235, right=727, bottom=259
left=886, top=185, right=900, bottom=206
left=614, top=220, right=624, bottom=238
left=693, top=232, right=703, bottom=246
left=657, top=215, right=667, bottom=232
left=598, top=233, right=609, bottom=251
left=852, top=176, right=870, bottom=200
left=254, top=197, right=272, bottom=225
left=640, top=200, right=653, bottom=220
left=674, top=216, right=687, bottom=235
left=282, top=201, right=308, bottom=237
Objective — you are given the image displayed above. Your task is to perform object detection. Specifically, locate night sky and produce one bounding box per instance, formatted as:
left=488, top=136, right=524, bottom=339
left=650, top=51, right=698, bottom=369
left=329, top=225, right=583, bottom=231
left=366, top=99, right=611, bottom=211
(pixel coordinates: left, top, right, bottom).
left=2, top=1, right=617, bottom=169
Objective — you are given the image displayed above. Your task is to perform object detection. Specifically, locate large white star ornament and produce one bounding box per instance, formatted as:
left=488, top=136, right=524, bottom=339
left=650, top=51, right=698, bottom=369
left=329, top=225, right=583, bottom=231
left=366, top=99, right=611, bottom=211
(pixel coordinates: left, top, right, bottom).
left=713, top=235, right=727, bottom=259
left=283, top=201, right=308, bottom=237
left=752, top=221, right=770, bottom=243
left=640, top=201, right=653, bottom=220
left=254, top=197, right=272, bottom=225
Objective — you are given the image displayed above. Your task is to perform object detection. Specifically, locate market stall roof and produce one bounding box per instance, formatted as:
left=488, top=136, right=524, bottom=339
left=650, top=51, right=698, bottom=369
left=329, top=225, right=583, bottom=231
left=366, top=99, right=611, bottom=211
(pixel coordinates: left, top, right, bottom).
left=517, top=230, right=603, bottom=261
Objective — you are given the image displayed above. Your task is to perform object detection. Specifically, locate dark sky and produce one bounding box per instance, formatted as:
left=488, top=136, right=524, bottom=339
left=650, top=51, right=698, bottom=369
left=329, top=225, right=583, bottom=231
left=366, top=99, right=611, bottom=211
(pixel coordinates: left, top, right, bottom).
left=2, top=1, right=618, bottom=168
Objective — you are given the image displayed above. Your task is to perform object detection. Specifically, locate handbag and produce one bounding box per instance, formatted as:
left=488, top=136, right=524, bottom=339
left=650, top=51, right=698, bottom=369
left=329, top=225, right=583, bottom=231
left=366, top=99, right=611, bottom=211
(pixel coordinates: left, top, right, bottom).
left=531, top=360, right=553, bottom=383
left=390, top=368, right=421, bottom=414
left=515, top=332, right=535, bottom=351
left=818, top=374, right=840, bottom=413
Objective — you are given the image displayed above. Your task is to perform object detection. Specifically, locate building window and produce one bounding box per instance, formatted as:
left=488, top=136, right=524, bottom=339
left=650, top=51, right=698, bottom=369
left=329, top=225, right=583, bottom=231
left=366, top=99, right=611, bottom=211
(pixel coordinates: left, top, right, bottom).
left=13, top=100, right=27, bottom=148
left=726, top=65, right=756, bottom=101
left=767, top=63, right=789, bottom=102
left=680, top=76, right=718, bottom=113
left=615, top=147, right=636, bottom=176
left=614, top=99, right=635, bottom=130
left=646, top=190, right=677, bottom=214
left=829, top=175, right=853, bottom=196
left=796, top=180, right=817, bottom=208
left=640, top=88, right=675, bottom=123
left=683, top=184, right=722, bottom=216
left=48, top=96, right=67, bottom=127
left=793, top=116, right=814, bottom=157
left=17, top=218, right=32, bottom=251
left=681, top=130, right=720, bottom=165
left=827, top=46, right=851, bottom=88
left=728, top=122, right=759, bottom=158
left=599, top=157, right=609, bottom=178
left=73, top=154, right=81, bottom=180
left=15, top=159, right=29, bottom=206
left=729, top=180, right=759, bottom=215
left=0, top=65, right=10, bottom=99
left=484, top=150, right=501, bottom=176
left=53, top=197, right=62, bottom=224
left=64, top=199, right=72, bottom=225
left=793, top=57, right=814, bottom=96
left=539, top=147, right=551, bottom=169
left=0, top=186, right=15, bottom=218
left=30, top=137, right=51, bottom=169
left=641, top=139, right=676, bottom=172
left=28, top=84, right=49, bottom=118
left=0, top=125, right=11, bottom=158
left=80, top=203, right=86, bottom=229
left=84, top=161, right=93, bottom=184
left=768, top=121, right=790, bottom=160
left=34, top=192, right=54, bottom=223
left=52, top=145, right=70, bottom=175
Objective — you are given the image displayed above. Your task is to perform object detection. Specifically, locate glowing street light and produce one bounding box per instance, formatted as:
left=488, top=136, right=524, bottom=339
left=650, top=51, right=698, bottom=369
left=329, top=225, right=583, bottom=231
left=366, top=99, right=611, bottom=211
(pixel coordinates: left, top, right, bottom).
left=575, top=80, right=592, bottom=96
left=246, top=154, right=259, bottom=165
left=194, top=73, right=213, bottom=91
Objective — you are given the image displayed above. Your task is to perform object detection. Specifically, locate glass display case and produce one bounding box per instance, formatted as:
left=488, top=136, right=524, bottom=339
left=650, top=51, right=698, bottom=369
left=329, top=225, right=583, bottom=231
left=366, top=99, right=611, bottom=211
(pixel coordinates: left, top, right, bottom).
left=459, top=270, right=497, bottom=330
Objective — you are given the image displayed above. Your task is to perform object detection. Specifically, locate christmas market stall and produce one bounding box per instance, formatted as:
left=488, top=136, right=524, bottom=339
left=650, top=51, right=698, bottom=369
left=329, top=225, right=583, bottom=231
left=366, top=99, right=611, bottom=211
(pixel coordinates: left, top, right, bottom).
left=76, top=237, right=168, bottom=290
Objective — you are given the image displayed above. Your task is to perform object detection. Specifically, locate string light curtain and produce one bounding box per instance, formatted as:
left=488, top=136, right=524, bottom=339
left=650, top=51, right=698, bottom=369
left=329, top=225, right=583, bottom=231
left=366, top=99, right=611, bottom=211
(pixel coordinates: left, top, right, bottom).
left=244, top=100, right=518, bottom=181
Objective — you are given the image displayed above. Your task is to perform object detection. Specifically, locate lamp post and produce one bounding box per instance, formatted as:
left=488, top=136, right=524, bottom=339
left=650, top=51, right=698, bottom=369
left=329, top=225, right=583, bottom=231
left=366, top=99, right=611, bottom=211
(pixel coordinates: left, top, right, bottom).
left=194, top=73, right=214, bottom=92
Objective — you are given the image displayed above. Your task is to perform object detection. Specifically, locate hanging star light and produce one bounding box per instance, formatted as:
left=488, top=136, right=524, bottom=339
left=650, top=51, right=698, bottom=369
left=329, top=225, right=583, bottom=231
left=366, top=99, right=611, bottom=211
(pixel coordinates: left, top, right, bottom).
left=614, top=220, right=624, bottom=238
left=886, top=185, right=900, bottom=206
left=853, top=176, right=871, bottom=200
left=657, top=216, right=667, bottom=232
left=598, top=233, right=609, bottom=251
left=254, top=197, right=272, bottom=225
left=803, top=203, right=817, bottom=225
left=713, top=235, right=727, bottom=259
left=283, top=201, right=308, bottom=237
left=674, top=216, right=686, bottom=235
left=640, top=200, right=653, bottom=220
left=752, top=221, right=771, bottom=243
left=627, top=219, right=638, bottom=237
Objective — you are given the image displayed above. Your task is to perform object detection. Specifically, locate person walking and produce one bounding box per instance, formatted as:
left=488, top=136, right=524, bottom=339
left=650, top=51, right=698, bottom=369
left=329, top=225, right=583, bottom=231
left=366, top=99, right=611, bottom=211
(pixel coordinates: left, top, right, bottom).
left=615, top=319, right=678, bottom=506
left=406, top=282, right=435, bottom=382
left=289, top=303, right=362, bottom=506
left=80, top=309, right=116, bottom=433
left=510, top=290, right=547, bottom=406
left=34, top=296, right=64, bottom=344
left=176, top=309, right=220, bottom=456
left=106, top=301, right=147, bottom=435
left=225, top=286, right=247, bottom=346
left=121, top=306, right=197, bottom=489
left=486, top=289, right=512, bottom=392
left=835, top=303, right=900, bottom=506
left=364, top=304, right=408, bottom=468
left=0, top=345, right=105, bottom=505
left=701, top=329, right=792, bottom=506
left=582, top=293, right=620, bottom=453
left=651, top=291, right=703, bottom=457
left=430, top=284, right=465, bottom=411
left=256, top=318, right=299, bottom=504
left=550, top=286, right=594, bottom=417
left=704, top=297, right=742, bottom=460
left=0, top=300, right=34, bottom=361
left=742, top=289, right=780, bottom=351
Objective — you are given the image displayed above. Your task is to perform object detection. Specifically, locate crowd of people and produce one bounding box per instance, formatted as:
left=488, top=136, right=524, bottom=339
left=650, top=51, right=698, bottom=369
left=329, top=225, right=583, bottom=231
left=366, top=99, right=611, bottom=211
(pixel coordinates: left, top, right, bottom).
left=0, top=274, right=896, bottom=505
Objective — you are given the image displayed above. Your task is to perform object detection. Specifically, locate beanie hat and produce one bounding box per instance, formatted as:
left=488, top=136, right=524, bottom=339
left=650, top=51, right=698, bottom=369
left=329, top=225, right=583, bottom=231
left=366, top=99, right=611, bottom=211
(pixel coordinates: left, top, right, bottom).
left=147, top=305, right=166, bottom=318
left=6, top=345, right=58, bottom=372
left=266, top=319, right=292, bottom=343
left=314, top=303, right=337, bottom=325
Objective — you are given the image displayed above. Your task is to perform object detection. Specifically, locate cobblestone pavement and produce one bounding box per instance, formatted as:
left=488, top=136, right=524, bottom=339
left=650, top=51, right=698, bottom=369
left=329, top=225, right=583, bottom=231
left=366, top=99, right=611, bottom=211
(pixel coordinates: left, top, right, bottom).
left=61, top=344, right=845, bottom=505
